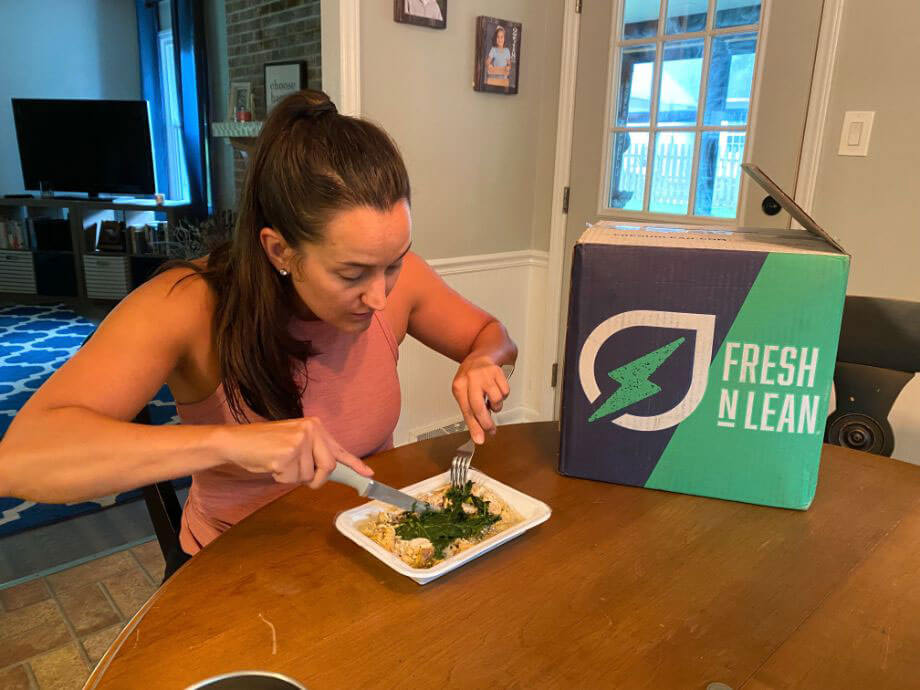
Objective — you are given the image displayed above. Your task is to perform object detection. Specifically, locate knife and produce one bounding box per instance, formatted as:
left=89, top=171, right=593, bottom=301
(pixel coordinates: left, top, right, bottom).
left=328, top=463, right=435, bottom=513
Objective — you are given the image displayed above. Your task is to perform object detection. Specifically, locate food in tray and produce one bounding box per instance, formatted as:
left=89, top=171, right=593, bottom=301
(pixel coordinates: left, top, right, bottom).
left=359, top=480, right=522, bottom=568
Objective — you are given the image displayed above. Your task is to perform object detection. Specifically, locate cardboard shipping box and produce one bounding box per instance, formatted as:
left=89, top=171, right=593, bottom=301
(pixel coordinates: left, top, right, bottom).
left=559, top=165, right=850, bottom=509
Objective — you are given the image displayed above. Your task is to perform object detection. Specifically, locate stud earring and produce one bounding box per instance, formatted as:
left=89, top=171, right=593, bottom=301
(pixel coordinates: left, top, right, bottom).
left=278, top=268, right=289, bottom=276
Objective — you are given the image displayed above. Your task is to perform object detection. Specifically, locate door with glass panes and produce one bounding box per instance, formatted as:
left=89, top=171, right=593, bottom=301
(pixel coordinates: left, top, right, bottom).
left=557, top=0, right=824, bottom=407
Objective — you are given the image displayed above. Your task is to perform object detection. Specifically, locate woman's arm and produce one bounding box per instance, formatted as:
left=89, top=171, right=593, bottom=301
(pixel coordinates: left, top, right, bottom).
left=0, top=270, right=372, bottom=502
left=400, top=253, right=518, bottom=443
left=0, top=270, right=225, bottom=501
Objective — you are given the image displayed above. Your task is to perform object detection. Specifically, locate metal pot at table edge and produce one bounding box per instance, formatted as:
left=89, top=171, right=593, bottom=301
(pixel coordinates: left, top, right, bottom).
left=184, top=670, right=306, bottom=690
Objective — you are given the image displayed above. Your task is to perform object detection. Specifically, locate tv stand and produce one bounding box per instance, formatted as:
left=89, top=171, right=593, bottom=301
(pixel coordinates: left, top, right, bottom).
left=0, top=196, right=192, bottom=302
left=0, top=195, right=188, bottom=214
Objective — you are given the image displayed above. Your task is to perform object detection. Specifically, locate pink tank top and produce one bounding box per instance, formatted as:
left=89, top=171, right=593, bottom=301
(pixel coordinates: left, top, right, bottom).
left=175, top=312, right=401, bottom=554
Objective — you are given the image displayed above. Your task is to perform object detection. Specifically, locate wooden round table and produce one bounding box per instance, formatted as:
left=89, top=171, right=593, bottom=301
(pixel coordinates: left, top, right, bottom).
left=86, top=423, right=920, bottom=689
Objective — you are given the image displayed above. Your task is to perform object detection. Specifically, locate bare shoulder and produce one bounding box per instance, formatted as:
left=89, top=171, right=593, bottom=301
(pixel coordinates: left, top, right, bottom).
left=90, top=264, right=215, bottom=362
left=403, top=250, right=432, bottom=275
left=384, top=252, right=432, bottom=341
left=114, top=265, right=212, bottom=334
left=395, top=251, right=436, bottom=295
left=13, top=263, right=219, bottom=420
left=135, top=260, right=211, bottom=302
left=139, top=263, right=213, bottom=311
left=385, top=251, right=494, bottom=359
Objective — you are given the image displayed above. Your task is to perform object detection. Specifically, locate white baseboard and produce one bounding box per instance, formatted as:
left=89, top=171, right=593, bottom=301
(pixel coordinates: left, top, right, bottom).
left=394, top=250, right=550, bottom=447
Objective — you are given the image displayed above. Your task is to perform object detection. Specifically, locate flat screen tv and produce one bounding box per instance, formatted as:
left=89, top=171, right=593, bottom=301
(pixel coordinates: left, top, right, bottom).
left=12, top=98, right=156, bottom=197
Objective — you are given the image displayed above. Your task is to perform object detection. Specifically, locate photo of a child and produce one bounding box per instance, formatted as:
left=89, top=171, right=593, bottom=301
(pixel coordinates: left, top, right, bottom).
left=474, top=16, right=522, bottom=95
left=485, top=26, right=512, bottom=88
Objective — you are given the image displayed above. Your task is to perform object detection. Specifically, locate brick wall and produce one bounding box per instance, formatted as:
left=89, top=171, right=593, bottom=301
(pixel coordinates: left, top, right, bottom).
left=224, top=0, right=322, bottom=192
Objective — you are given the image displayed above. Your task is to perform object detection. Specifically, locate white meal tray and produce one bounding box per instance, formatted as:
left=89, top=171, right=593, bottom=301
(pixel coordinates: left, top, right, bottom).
left=335, top=468, right=552, bottom=585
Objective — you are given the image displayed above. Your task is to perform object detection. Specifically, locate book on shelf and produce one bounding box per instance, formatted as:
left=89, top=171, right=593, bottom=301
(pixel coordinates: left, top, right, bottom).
left=84, top=222, right=98, bottom=253
left=0, top=219, right=31, bottom=250
left=121, top=222, right=169, bottom=257
left=127, top=225, right=147, bottom=255
left=96, top=220, right=127, bottom=253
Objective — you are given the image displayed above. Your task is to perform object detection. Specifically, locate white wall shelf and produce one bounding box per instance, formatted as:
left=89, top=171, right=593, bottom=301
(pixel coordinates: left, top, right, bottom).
left=210, top=121, right=263, bottom=138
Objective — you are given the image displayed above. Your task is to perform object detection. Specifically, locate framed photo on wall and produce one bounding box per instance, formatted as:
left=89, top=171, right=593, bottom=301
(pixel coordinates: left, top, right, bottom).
left=264, top=60, right=307, bottom=113
left=394, top=0, right=447, bottom=30
left=228, top=81, right=253, bottom=121
left=474, top=16, right=522, bottom=95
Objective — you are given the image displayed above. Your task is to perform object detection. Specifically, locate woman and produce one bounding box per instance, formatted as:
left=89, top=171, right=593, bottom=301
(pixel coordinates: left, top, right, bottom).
left=0, top=91, right=517, bottom=578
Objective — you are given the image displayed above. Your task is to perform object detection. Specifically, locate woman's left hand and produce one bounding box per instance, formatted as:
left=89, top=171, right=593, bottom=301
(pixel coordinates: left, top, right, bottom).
left=452, top=356, right=512, bottom=444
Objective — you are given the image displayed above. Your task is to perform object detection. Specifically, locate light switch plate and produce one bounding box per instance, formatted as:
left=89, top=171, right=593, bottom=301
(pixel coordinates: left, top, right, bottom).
left=838, top=111, right=875, bottom=156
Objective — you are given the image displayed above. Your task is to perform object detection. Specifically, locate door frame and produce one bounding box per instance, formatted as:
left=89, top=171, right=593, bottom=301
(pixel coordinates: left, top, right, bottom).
left=541, top=0, right=847, bottom=420
left=320, top=0, right=362, bottom=116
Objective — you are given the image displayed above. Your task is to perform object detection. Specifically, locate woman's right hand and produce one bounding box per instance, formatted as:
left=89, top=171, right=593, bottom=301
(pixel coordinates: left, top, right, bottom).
left=221, top=417, right=374, bottom=489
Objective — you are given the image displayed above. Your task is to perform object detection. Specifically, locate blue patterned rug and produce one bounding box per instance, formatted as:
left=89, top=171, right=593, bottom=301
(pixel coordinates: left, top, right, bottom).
left=0, top=304, right=181, bottom=537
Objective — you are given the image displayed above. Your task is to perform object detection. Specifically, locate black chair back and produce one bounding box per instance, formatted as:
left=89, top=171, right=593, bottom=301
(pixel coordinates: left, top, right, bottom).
left=133, top=406, right=184, bottom=560
left=826, top=296, right=920, bottom=455
left=81, top=331, right=183, bottom=560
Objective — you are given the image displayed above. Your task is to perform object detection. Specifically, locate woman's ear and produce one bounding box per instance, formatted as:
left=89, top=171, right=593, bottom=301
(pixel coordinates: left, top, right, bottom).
left=259, top=227, right=293, bottom=273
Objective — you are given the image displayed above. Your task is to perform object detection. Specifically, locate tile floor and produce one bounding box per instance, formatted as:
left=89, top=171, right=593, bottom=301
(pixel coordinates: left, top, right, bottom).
left=0, top=540, right=164, bottom=690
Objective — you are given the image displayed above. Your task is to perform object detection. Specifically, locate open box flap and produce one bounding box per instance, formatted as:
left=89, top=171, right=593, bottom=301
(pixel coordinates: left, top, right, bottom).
left=742, top=163, right=847, bottom=254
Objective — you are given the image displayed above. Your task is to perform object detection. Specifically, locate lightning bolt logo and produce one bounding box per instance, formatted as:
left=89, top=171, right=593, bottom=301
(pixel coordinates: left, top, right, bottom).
left=588, top=337, right=685, bottom=423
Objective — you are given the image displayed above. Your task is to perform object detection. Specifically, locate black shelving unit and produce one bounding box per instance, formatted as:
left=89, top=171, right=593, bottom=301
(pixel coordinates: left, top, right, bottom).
left=0, top=196, right=191, bottom=304
left=129, top=255, right=169, bottom=288
left=35, top=250, right=78, bottom=297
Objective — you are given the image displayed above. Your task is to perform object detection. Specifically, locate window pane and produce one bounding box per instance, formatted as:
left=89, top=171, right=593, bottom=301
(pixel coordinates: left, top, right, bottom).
left=715, top=0, right=761, bottom=28
left=615, top=44, right=656, bottom=127
left=703, top=32, right=757, bottom=125
left=623, top=0, right=661, bottom=39
left=157, top=30, right=189, bottom=202
left=609, top=131, right=649, bottom=211
left=694, top=131, right=745, bottom=217
left=665, top=0, right=707, bottom=34
left=657, top=39, right=704, bottom=127
left=650, top=131, right=695, bottom=214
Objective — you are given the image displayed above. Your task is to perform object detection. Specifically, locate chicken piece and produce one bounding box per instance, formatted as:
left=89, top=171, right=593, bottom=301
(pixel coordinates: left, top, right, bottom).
left=376, top=524, right=396, bottom=551
left=394, top=537, right=435, bottom=568
left=426, top=493, right=447, bottom=510
left=455, top=537, right=475, bottom=553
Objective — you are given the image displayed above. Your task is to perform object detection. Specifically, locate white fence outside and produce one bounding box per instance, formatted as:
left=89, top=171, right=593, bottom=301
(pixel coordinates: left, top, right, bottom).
left=615, top=135, right=744, bottom=217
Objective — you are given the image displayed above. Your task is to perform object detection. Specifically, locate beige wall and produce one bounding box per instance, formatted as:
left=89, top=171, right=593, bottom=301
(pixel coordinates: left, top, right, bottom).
left=811, top=0, right=920, bottom=301
left=811, top=0, right=920, bottom=464
left=360, top=1, right=563, bottom=259
left=320, top=0, right=342, bottom=108
left=529, top=3, right=564, bottom=253
left=0, top=0, right=140, bottom=194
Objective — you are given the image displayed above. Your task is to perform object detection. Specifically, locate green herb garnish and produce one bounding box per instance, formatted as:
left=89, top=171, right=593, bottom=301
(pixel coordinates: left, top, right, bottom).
left=394, top=481, right=500, bottom=559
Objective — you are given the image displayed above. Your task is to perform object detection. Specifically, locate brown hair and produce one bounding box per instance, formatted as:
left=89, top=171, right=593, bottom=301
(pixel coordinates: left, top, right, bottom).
left=173, top=90, right=410, bottom=422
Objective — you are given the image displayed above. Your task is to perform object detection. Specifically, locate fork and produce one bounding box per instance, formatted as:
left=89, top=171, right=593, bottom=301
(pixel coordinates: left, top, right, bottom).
left=450, top=364, right=514, bottom=489
left=450, top=439, right=475, bottom=489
